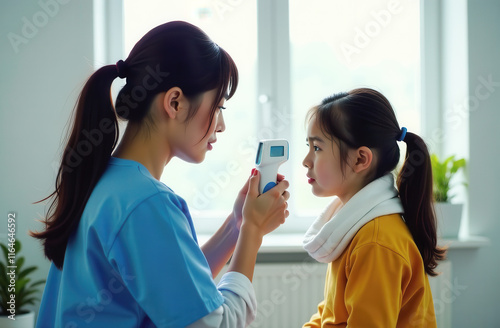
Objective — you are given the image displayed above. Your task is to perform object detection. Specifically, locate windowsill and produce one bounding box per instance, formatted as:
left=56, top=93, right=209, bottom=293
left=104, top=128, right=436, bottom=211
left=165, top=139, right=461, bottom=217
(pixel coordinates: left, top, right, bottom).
left=438, top=235, right=490, bottom=249
left=198, top=234, right=490, bottom=254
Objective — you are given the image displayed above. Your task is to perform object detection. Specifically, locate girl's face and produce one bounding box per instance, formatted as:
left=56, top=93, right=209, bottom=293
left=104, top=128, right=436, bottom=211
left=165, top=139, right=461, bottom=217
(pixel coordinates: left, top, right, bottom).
left=302, top=118, right=353, bottom=199
left=173, top=89, right=226, bottom=163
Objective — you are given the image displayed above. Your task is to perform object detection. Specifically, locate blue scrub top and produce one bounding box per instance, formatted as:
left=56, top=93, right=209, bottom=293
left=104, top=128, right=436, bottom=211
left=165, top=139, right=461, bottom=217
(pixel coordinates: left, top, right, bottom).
left=36, top=157, right=224, bottom=328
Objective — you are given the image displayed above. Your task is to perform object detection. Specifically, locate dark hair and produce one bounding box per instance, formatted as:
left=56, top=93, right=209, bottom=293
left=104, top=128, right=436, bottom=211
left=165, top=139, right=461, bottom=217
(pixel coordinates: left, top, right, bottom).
left=307, top=88, right=446, bottom=276
left=32, top=21, right=239, bottom=269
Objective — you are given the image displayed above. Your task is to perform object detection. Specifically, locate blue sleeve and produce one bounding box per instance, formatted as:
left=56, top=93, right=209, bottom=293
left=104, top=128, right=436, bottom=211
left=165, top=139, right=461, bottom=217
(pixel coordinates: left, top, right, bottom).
left=107, top=192, right=224, bottom=328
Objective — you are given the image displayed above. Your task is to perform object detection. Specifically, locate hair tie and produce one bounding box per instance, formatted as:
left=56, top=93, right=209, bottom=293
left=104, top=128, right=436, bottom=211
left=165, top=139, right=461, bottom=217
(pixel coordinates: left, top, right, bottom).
left=397, top=127, right=407, bottom=142
left=116, top=60, right=128, bottom=79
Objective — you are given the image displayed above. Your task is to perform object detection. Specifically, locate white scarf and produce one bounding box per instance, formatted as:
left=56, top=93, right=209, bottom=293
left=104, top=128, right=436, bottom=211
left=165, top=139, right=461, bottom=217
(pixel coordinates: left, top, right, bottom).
left=303, top=174, right=404, bottom=263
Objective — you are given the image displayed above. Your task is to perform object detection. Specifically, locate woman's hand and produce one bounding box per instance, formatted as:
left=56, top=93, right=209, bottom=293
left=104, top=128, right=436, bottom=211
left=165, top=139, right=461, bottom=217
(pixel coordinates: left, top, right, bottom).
left=241, top=169, right=290, bottom=236
left=232, top=169, right=286, bottom=231
left=227, top=170, right=290, bottom=281
left=231, top=172, right=251, bottom=231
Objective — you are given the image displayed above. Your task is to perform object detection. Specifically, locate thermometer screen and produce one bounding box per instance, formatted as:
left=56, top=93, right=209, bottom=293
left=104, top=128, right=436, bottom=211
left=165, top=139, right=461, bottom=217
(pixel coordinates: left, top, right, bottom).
left=270, top=146, right=284, bottom=157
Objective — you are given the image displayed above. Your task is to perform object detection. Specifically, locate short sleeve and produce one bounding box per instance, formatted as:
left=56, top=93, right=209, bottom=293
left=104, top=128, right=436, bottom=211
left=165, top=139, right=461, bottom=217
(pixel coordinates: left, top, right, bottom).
left=107, top=192, right=224, bottom=328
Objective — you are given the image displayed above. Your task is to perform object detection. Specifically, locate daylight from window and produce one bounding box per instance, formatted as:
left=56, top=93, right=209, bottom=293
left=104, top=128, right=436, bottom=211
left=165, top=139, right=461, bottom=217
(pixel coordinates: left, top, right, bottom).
left=123, top=0, right=420, bottom=232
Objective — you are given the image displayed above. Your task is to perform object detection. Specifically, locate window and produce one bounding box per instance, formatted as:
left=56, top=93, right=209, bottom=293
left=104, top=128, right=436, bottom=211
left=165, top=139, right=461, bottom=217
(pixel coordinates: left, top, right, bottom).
left=121, top=0, right=421, bottom=234
left=289, top=0, right=421, bottom=217
left=123, top=0, right=258, bottom=229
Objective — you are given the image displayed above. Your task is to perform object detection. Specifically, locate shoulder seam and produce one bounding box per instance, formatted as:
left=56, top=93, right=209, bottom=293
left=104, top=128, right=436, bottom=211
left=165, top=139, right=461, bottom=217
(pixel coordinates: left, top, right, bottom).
left=105, top=191, right=174, bottom=257
left=351, top=242, right=411, bottom=267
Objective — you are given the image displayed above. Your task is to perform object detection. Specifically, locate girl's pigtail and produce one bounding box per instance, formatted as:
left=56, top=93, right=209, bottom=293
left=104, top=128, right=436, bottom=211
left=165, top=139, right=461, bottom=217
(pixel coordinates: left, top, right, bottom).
left=397, top=132, right=446, bottom=276
left=32, top=65, right=120, bottom=269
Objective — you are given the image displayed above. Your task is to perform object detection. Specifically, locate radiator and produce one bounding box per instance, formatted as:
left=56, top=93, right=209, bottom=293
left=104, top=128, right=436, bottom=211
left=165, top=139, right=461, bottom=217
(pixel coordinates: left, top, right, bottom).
left=250, top=262, right=326, bottom=328
left=249, top=260, right=452, bottom=328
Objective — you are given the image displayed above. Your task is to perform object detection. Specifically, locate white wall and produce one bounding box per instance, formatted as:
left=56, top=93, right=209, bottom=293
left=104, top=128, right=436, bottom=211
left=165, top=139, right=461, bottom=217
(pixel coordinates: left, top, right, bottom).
left=0, top=0, right=95, bottom=316
left=446, top=1, right=500, bottom=327
left=0, top=0, right=499, bottom=326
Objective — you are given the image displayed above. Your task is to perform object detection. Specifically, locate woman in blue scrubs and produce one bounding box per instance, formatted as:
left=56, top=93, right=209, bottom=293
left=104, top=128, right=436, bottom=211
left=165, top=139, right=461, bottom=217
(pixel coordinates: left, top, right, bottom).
left=32, top=21, right=290, bottom=327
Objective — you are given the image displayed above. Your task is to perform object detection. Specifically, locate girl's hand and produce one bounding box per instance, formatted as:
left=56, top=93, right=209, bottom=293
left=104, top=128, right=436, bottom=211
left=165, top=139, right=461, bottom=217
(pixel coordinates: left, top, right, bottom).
left=241, top=170, right=290, bottom=236
left=232, top=170, right=286, bottom=231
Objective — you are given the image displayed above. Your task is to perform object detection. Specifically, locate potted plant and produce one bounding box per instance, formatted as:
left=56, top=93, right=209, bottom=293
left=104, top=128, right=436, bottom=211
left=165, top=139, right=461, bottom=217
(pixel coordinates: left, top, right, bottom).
left=0, top=240, right=45, bottom=328
left=431, top=154, right=467, bottom=239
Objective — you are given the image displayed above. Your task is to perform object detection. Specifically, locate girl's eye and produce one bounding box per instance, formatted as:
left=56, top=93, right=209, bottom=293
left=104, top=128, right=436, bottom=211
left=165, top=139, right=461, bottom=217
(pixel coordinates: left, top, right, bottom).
left=218, top=106, right=226, bottom=110
left=306, top=143, right=320, bottom=151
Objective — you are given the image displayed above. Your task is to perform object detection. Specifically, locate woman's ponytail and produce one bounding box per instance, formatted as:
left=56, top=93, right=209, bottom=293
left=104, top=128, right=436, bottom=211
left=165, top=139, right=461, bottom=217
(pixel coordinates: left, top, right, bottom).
left=32, top=65, right=119, bottom=269
left=397, top=132, right=446, bottom=276
left=33, top=21, right=239, bottom=269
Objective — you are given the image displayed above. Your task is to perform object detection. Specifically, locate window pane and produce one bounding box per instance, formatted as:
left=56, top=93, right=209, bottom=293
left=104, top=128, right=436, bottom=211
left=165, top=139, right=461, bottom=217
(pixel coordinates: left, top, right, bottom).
left=289, top=0, right=421, bottom=214
left=123, top=0, right=258, bottom=218
left=122, top=0, right=421, bottom=232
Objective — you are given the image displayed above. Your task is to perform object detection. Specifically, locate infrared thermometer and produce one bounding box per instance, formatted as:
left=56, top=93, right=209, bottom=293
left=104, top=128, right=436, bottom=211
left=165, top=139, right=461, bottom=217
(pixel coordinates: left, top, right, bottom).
left=255, top=139, right=289, bottom=194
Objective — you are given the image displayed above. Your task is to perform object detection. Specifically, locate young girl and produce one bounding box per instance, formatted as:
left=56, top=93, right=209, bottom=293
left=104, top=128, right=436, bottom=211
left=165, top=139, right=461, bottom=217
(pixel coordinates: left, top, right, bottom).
left=32, top=21, right=290, bottom=327
left=301, top=88, right=445, bottom=327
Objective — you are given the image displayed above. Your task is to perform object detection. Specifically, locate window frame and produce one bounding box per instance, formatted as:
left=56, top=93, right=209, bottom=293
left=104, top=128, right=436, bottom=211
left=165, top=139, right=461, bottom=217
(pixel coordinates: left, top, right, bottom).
left=99, top=0, right=438, bottom=235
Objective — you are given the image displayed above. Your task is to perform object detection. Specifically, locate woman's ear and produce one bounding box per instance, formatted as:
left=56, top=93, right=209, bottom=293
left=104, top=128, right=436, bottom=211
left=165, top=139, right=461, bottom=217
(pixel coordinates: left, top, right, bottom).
left=162, top=87, right=185, bottom=119
left=352, top=146, right=373, bottom=173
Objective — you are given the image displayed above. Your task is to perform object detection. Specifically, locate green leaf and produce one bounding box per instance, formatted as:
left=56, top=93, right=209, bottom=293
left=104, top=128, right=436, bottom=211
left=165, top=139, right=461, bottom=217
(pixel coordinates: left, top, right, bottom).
left=16, top=256, right=26, bottom=271
left=0, top=244, right=9, bottom=263
left=15, top=240, right=22, bottom=254
left=18, top=288, right=39, bottom=304
left=451, top=158, right=466, bottom=173
left=443, top=155, right=454, bottom=169
left=18, top=297, right=38, bottom=310
left=0, top=239, right=43, bottom=313
left=29, top=279, right=46, bottom=288
left=18, top=280, right=44, bottom=306
left=15, top=277, right=30, bottom=292
left=431, top=153, right=467, bottom=202
left=0, top=288, right=9, bottom=303
left=0, top=262, right=8, bottom=281
left=18, top=266, right=37, bottom=280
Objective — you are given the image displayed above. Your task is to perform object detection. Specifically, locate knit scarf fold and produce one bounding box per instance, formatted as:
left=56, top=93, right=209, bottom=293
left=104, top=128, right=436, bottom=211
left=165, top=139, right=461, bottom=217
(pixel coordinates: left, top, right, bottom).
left=303, top=174, right=404, bottom=263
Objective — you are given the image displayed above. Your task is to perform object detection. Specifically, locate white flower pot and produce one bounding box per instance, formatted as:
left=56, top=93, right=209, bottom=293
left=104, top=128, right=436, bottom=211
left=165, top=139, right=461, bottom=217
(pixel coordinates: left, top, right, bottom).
left=0, top=311, right=35, bottom=328
left=435, top=203, right=463, bottom=239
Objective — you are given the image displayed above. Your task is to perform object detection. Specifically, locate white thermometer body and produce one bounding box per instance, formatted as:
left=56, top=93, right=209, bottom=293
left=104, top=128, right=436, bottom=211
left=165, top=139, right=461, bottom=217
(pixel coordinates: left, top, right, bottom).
left=255, top=139, right=289, bottom=194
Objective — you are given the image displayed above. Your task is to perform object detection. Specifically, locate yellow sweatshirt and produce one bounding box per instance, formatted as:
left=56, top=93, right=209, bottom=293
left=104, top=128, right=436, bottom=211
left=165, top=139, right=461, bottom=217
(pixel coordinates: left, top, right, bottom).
left=303, top=214, right=437, bottom=328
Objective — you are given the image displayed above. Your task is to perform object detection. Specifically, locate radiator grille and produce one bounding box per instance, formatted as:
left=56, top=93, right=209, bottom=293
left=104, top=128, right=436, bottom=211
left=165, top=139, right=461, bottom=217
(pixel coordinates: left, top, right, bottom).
left=250, top=263, right=327, bottom=328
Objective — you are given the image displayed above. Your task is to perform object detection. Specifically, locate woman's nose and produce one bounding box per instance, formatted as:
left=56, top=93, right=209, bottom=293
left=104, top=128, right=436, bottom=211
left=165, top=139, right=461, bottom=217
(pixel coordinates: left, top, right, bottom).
left=216, top=111, right=226, bottom=133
